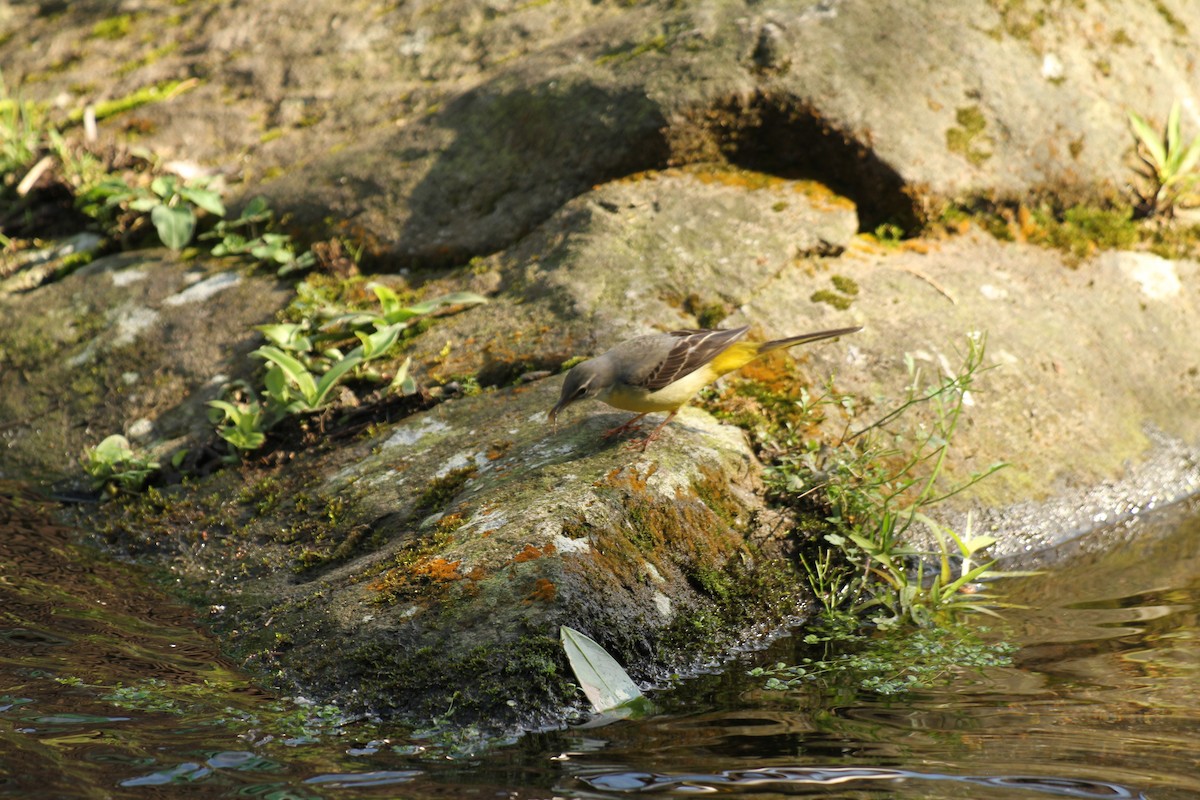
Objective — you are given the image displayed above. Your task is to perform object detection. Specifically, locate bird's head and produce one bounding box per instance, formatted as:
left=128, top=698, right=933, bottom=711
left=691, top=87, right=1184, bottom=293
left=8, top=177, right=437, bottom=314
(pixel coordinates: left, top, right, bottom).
left=549, top=358, right=610, bottom=429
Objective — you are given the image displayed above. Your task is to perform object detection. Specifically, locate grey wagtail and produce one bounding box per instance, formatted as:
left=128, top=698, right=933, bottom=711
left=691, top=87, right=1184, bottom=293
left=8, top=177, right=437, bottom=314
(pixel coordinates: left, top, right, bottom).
left=549, top=324, right=862, bottom=447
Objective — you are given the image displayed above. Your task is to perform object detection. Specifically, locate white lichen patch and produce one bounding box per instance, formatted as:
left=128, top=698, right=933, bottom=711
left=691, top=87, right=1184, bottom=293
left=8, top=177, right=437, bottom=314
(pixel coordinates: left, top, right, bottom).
left=163, top=271, right=242, bottom=306
left=110, top=268, right=149, bottom=287
left=1114, top=252, right=1182, bottom=300
left=113, top=306, right=161, bottom=346
left=553, top=534, right=591, bottom=554
left=652, top=590, right=672, bottom=619
left=384, top=417, right=449, bottom=448
left=463, top=508, right=509, bottom=533
left=434, top=451, right=479, bottom=478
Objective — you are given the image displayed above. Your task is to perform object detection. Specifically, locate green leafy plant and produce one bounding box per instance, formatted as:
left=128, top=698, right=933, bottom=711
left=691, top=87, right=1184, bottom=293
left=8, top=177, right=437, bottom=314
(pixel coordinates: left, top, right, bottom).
left=206, top=398, right=271, bottom=452
left=203, top=195, right=316, bottom=275
left=253, top=344, right=365, bottom=410
left=81, top=434, right=160, bottom=494
left=767, top=331, right=1021, bottom=628
left=93, top=174, right=225, bottom=249
left=209, top=287, right=487, bottom=454
left=1129, top=100, right=1200, bottom=216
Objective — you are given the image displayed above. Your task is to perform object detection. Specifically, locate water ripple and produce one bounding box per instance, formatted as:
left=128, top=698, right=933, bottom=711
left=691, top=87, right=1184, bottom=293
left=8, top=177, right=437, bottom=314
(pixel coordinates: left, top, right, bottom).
left=580, top=766, right=1148, bottom=798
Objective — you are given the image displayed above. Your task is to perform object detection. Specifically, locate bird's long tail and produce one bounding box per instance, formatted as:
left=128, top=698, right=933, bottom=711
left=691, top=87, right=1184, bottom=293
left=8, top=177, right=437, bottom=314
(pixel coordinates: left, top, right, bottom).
left=707, top=325, right=862, bottom=377
left=757, top=325, right=863, bottom=354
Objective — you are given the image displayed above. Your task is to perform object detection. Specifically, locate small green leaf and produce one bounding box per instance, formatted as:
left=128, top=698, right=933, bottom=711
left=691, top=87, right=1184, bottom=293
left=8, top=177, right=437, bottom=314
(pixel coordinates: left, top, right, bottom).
left=239, top=195, right=271, bottom=221
left=206, top=399, right=242, bottom=422
left=312, top=353, right=363, bottom=407
left=179, top=186, right=226, bottom=217
left=90, top=434, right=135, bottom=466
left=371, top=284, right=404, bottom=316
left=1129, top=109, right=1167, bottom=169
left=151, top=203, right=196, bottom=249
left=961, top=535, right=996, bottom=554
left=150, top=175, right=178, bottom=200
left=255, top=323, right=313, bottom=353
left=389, top=356, right=417, bottom=396
left=352, top=323, right=403, bottom=361
left=262, top=364, right=289, bottom=402
left=1166, top=100, right=1182, bottom=160
left=1171, top=136, right=1200, bottom=183
left=381, top=291, right=489, bottom=325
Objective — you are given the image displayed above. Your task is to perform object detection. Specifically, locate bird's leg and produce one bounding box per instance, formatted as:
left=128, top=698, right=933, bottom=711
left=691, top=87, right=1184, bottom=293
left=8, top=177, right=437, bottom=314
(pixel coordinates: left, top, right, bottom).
left=625, top=409, right=678, bottom=451
left=602, top=412, right=649, bottom=439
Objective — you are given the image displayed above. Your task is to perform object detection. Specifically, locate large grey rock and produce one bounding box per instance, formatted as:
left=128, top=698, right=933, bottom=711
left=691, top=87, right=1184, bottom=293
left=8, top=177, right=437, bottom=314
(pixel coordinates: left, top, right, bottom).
left=2, top=0, right=1199, bottom=735
left=4, top=1, right=1197, bottom=261
left=0, top=253, right=290, bottom=480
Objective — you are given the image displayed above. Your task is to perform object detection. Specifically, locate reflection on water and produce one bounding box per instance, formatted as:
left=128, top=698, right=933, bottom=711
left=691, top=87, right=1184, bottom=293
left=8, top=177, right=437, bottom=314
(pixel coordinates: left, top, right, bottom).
left=1, top=482, right=1198, bottom=799
left=579, top=767, right=1149, bottom=797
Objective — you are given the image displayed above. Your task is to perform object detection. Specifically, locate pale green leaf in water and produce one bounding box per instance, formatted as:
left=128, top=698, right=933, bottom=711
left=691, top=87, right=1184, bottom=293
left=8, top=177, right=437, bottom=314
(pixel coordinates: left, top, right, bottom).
left=560, top=625, right=643, bottom=712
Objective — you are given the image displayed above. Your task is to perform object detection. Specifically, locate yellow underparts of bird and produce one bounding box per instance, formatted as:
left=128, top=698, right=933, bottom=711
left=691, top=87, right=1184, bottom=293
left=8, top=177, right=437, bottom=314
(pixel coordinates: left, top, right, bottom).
left=549, top=324, right=862, bottom=449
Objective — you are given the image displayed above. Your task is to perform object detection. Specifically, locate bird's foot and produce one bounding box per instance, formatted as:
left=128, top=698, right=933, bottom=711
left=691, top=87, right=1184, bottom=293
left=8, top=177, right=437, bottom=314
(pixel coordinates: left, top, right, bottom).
left=621, top=433, right=658, bottom=452
left=620, top=412, right=677, bottom=451
left=602, top=413, right=648, bottom=440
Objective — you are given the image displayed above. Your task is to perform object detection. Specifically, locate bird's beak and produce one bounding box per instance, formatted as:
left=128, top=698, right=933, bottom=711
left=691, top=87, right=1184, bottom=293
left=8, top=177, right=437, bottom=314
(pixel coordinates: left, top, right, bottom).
left=548, top=401, right=566, bottom=432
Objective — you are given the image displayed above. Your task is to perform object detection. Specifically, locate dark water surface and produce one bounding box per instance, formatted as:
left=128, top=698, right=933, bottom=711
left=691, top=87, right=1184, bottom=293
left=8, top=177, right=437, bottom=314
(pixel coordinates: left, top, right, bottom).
left=2, top=482, right=1197, bottom=799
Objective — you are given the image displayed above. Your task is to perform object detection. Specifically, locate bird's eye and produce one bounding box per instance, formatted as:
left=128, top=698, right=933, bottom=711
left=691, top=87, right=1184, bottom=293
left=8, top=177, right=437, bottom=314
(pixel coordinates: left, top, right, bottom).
left=573, top=386, right=588, bottom=398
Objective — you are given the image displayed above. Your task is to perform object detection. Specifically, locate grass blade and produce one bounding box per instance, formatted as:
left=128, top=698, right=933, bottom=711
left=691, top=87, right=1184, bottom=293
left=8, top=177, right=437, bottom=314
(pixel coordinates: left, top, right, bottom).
left=254, top=346, right=318, bottom=406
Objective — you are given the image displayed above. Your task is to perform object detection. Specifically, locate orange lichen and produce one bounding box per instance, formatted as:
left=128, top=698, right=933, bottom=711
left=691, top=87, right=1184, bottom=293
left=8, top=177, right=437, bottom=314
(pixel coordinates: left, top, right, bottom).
left=417, top=557, right=462, bottom=581
left=486, top=441, right=513, bottom=460
left=513, top=543, right=544, bottom=563
left=369, top=555, right=463, bottom=600
left=512, top=542, right=557, bottom=563
left=596, top=463, right=658, bottom=493
left=525, top=578, right=557, bottom=603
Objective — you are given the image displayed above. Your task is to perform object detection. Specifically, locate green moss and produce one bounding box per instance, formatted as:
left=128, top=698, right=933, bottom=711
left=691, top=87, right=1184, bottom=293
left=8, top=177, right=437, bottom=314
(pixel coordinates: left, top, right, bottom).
left=1153, top=0, right=1187, bottom=35
left=946, top=105, right=993, bottom=166
left=116, top=43, right=179, bottom=77
left=661, top=555, right=804, bottom=658
left=931, top=199, right=1198, bottom=262
left=66, top=80, right=200, bottom=125
left=830, top=274, right=859, bottom=296
left=596, top=32, right=669, bottom=66
left=690, top=466, right=749, bottom=530
left=343, top=634, right=575, bottom=730
left=91, top=14, right=134, bottom=40
left=365, top=514, right=464, bottom=604
left=986, top=0, right=1046, bottom=40
left=680, top=293, right=729, bottom=329
left=810, top=289, right=853, bottom=310
left=412, top=466, right=477, bottom=517
left=238, top=475, right=282, bottom=514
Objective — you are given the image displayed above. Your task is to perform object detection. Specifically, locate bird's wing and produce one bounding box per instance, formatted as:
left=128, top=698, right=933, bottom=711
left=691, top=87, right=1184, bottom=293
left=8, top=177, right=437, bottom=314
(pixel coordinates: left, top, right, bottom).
left=638, top=326, right=750, bottom=391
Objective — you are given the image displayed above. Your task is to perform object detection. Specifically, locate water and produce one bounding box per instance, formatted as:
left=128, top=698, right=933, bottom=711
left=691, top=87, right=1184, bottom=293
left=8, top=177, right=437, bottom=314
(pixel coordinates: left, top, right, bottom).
left=2, top=481, right=1198, bottom=799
